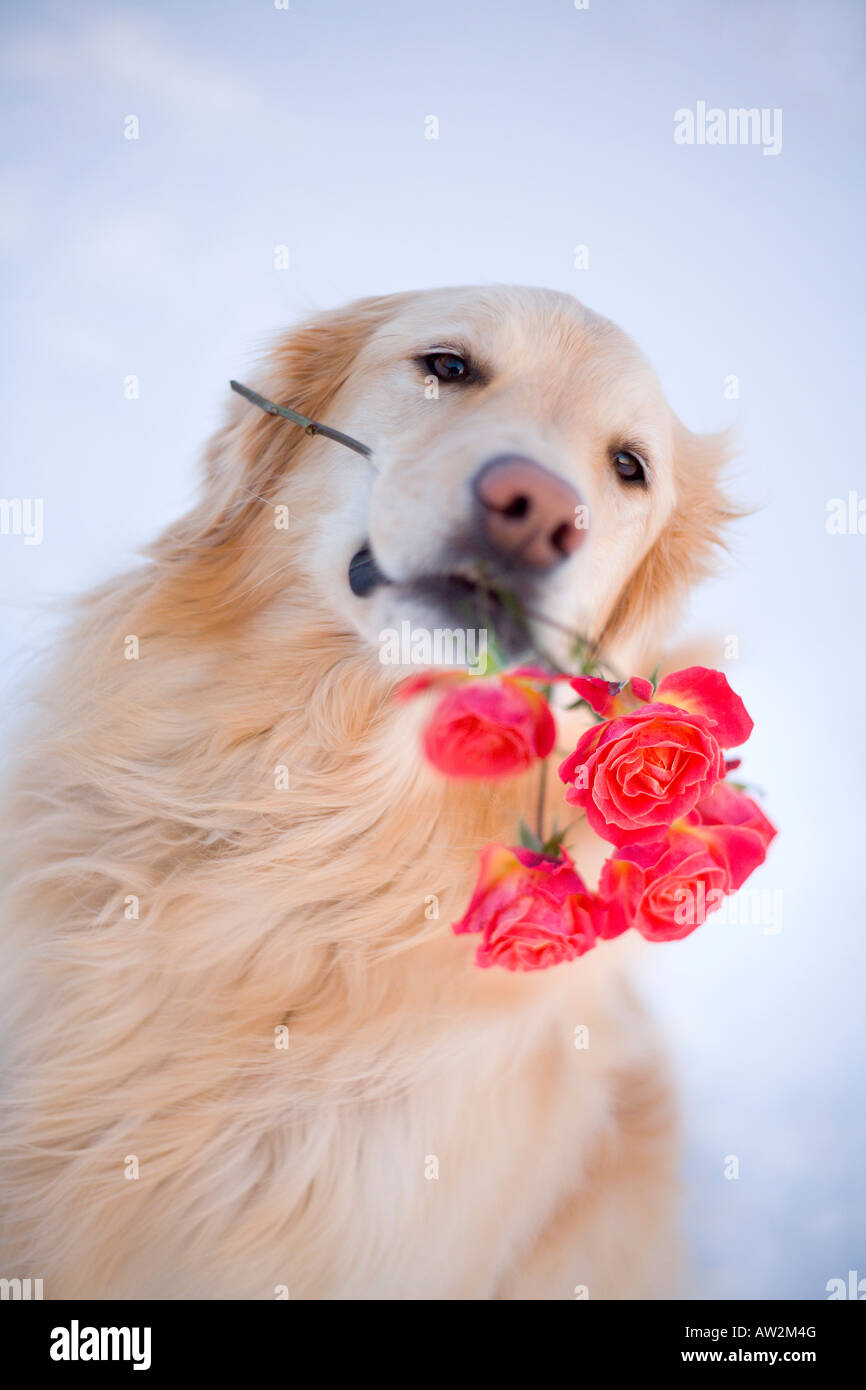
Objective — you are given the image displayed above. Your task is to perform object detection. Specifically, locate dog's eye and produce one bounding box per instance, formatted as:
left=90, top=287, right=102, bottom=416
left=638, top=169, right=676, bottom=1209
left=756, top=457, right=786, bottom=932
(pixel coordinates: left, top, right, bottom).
left=612, top=449, right=646, bottom=485
left=423, top=351, right=471, bottom=383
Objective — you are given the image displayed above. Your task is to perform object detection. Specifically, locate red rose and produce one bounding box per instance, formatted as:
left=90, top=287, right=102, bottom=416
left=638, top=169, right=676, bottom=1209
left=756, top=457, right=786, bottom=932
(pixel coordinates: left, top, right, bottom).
left=559, top=705, right=726, bottom=846
left=453, top=844, right=599, bottom=971
left=598, top=781, right=777, bottom=942
left=559, top=666, right=753, bottom=846
left=598, top=828, right=731, bottom=942
left=403, top=674, right=555, bottom=779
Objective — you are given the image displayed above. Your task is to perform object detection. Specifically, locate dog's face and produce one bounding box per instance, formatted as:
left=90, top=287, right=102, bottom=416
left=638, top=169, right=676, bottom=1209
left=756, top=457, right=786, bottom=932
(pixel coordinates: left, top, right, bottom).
left=212, top=287, right=732, bottom=670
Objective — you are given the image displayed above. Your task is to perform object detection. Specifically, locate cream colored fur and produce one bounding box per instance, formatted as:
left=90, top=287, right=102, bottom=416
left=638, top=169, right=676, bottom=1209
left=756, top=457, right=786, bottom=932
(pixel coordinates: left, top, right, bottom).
left=0, top=287, right=734, bottom=1298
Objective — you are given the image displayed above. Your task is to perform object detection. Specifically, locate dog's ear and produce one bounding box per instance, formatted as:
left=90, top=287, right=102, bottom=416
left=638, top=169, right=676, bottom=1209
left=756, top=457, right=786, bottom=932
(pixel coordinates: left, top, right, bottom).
left=211, top=293, right=410, bottom=500
left=149, top=293, right=409, bottom=608
left=189, top=293, right=412, bottom=539
left=603, top=420, right=742, bottom=648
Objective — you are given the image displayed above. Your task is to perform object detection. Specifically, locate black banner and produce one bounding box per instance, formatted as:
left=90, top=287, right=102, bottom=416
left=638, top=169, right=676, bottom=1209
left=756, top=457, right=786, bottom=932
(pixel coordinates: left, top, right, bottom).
left=2, top=1298, right=860, bottom=1375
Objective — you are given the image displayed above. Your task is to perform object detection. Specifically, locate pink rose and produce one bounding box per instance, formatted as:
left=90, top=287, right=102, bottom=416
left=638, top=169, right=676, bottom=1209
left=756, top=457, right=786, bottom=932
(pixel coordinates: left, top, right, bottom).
left=559, top=666, right=753, bottom=846
left=690, top=781, right=778, bottom=891
left=402, top=674, right=555, bottom=779
left=598, top=781, right=777, bottom=942
left=453, top=844, right=599, bottom=971
left=598, top=829, right=731, bottom=942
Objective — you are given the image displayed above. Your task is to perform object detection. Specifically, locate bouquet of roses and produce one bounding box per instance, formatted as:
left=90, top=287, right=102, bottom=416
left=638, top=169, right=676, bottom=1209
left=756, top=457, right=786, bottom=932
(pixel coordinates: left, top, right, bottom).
left=401, top=662, right=776, bottom=971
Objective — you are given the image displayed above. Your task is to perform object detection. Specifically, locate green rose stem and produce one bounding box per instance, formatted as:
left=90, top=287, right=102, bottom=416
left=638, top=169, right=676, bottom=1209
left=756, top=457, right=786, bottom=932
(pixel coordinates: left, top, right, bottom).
left=536, top=755, right=549, bottom=845
left=472, top=571, right=625, bottom=685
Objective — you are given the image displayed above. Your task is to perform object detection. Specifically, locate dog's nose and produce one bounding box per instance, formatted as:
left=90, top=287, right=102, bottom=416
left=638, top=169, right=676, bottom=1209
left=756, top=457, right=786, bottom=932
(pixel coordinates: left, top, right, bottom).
left=473, top=455, right=585, bottom=570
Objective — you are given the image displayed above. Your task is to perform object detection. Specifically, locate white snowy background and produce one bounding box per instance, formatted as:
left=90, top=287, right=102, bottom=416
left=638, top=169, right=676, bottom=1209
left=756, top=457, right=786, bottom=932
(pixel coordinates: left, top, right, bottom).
left=1, top=0, right=864, bottom=1299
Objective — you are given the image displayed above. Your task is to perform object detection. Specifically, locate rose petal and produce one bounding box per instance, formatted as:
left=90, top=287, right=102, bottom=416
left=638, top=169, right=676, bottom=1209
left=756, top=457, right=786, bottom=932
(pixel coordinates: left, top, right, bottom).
left=655, top=667, right=753, bottom=748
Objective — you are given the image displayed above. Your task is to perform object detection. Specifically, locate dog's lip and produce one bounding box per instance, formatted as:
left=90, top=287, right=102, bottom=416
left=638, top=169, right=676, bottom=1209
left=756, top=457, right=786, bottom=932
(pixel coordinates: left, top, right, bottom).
left=348, top=544, right=390, bottom=597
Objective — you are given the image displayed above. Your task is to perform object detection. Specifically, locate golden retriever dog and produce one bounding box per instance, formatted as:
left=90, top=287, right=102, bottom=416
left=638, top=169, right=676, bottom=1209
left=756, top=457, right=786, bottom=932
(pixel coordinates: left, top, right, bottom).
left=0, top=287, right=734, bottom=1299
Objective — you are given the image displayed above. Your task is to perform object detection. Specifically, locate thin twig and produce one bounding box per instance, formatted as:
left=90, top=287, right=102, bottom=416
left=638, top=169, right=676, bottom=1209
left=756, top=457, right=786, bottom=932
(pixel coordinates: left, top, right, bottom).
left=230, top=380, right=373, bottom=460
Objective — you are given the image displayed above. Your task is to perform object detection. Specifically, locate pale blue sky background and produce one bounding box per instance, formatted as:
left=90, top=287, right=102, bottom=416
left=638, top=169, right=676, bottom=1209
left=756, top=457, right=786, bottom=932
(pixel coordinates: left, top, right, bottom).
left=1, top=0, right=864, bottom=1299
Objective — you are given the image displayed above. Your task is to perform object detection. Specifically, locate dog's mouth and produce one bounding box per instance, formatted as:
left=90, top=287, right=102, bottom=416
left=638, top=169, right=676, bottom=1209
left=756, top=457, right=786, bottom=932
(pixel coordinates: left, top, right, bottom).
left=348, top=543, right=532, bottom=659
left=349, top=543, right=512, bottom=615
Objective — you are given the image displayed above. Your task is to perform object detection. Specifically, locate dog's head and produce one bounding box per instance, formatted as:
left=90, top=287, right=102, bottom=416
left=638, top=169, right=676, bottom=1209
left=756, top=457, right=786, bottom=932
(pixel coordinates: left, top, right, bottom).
left=181, top=286, right=735, bottom=671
